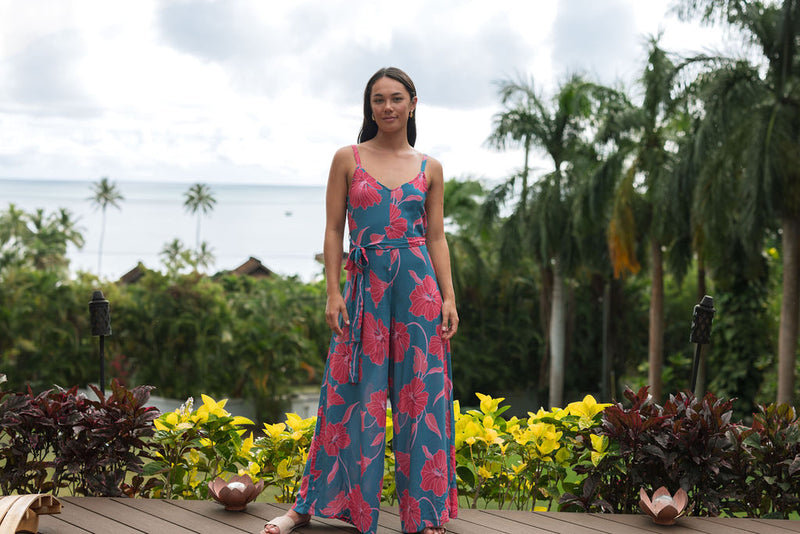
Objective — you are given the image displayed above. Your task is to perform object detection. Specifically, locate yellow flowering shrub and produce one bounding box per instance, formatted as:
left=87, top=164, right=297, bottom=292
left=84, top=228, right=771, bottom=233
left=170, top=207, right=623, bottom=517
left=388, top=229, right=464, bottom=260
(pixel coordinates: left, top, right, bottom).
left=146, top=393, right=609, bottom=508
left=454, top=393, right=610, bottom=510
left=145, top=395, right=254, bottom=499
left=247, top=412, right=316, bottom=503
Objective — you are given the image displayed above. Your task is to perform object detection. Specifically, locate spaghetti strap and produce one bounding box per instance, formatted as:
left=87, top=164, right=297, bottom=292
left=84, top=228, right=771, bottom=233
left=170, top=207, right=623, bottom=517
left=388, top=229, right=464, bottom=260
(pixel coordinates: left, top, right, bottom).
left=351, top=145, right=362, bottom=166
left=420, top=155, right=428, bottom=173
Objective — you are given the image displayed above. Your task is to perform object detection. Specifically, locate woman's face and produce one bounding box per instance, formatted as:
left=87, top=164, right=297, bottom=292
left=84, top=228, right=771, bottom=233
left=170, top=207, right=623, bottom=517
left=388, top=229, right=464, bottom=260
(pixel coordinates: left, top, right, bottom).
left=370, top=76, right=416, bottom=132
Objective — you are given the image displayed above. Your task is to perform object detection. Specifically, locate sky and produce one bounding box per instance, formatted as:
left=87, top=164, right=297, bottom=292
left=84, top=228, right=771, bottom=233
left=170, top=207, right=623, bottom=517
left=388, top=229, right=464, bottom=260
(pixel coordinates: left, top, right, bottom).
left=0, top=0, right=738, bottom=189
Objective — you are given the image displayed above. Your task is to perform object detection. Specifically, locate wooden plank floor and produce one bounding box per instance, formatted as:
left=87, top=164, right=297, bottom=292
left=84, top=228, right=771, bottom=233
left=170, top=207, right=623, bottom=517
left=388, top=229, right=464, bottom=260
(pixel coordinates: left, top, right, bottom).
left=35, top=498, right=800, bottom=534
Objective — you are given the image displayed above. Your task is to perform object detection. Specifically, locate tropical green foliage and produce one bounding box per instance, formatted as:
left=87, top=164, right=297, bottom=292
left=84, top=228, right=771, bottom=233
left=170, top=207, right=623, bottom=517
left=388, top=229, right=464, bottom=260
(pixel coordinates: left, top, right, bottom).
left=0, top=207, right=328, bottom=422
left=0, top=204, right=84, bottom=275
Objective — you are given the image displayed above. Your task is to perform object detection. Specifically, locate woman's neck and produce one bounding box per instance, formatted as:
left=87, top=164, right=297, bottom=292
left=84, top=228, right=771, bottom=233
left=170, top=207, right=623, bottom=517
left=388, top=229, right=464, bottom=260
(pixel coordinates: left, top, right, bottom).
left=370, top=129, right=411, bottom=152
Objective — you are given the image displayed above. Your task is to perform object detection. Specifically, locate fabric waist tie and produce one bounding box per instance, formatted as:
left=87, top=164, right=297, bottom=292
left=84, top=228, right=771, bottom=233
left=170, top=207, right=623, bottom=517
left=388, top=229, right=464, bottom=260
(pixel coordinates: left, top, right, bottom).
left=342, top=236, right=427, bottom=383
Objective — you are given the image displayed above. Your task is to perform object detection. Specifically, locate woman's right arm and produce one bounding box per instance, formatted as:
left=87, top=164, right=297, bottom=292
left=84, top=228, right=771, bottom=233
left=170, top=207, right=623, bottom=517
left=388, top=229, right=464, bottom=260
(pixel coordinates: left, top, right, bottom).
left=323, top=147, right=352, bottom=336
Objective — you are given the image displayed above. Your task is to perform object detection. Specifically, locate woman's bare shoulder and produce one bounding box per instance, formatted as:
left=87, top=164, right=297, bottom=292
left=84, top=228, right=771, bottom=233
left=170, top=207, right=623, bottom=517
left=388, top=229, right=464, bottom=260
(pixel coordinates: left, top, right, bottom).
left=333, top=145, right=356, bottom=161
left=423, top=153, right=443, bottom=175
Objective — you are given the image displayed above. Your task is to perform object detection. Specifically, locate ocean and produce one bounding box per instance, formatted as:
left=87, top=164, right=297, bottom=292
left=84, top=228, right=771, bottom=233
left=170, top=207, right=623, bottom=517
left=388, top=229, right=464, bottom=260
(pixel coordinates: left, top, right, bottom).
left=1, top=178, right=328, bottom=282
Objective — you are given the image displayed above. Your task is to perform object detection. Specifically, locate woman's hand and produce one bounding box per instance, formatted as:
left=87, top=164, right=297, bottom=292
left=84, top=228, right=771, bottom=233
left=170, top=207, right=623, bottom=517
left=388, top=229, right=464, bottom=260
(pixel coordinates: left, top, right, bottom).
left=325, top=293, right=349, bottom=336
left=440, top=299, right=459, bottom=340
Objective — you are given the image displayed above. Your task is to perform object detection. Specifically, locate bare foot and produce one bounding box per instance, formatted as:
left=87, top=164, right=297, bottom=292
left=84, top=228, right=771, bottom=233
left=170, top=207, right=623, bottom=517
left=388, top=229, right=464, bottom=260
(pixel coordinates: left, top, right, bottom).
left=261, top=509, right=311, bottom=534
left=421, top=527, right=446, bottom=534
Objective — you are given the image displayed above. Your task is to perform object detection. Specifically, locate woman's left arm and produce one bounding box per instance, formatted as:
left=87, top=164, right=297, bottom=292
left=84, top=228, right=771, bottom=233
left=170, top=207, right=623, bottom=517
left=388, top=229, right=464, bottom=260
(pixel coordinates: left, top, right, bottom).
left=425, top=157, right=459, bottom=340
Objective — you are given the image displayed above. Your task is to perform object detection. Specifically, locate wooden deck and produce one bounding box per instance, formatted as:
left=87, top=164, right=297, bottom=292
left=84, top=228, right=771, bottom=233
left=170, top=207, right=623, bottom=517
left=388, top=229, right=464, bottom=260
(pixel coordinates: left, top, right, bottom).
left=35, top=498, right=800, bottom=533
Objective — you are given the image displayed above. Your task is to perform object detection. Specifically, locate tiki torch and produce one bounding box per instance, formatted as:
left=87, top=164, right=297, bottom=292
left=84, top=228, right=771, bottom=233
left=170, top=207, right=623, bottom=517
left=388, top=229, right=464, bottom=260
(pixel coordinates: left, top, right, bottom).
left=689, top=295, right=715, bottom=394
left=89, top=290, right=112, bottom=395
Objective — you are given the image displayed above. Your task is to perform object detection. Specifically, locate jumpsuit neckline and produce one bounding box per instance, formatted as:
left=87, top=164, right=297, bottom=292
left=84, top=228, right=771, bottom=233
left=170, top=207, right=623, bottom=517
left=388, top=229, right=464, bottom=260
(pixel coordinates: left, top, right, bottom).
left=352, top=145, right=428, bottom=192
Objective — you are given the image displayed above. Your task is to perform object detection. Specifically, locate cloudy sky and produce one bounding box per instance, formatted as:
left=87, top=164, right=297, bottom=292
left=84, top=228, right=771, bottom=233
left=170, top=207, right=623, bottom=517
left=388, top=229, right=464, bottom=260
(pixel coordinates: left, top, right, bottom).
left=0, top=0, right=734, bottom=187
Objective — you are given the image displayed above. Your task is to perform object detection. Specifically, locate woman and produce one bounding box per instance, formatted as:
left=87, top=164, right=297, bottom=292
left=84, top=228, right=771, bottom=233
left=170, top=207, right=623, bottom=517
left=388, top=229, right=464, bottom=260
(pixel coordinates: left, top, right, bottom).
left=263, top=67, right=458, bottom=534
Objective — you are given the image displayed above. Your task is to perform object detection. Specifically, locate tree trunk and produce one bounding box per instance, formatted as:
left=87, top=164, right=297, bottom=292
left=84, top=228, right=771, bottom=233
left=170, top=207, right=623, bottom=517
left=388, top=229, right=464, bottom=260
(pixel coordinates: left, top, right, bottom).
left=649, top=238, right=665, bottom=401
left=538, top=266, right=553, bottom=391
left=549, top=262, right=566, bottom=408
left=98, top=208, right=107, bottom=276
left=777, top=216, right=800, bottom=405
left=697, top=252, right=707, bottom=303
left=602, top=280, right=611, bottom=401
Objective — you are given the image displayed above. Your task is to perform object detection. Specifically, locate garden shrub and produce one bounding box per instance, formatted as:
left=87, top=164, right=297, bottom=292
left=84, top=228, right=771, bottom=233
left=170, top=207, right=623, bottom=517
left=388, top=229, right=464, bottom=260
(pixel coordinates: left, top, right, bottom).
left=0, top=380, right=158, bottom=496
left=144, top=395, right=254, bottom=499
left=726, top=403, right=800, bottom=518
left=561, top=386, right=800, bottom=518
left=453, top=393, right=609, bottom=511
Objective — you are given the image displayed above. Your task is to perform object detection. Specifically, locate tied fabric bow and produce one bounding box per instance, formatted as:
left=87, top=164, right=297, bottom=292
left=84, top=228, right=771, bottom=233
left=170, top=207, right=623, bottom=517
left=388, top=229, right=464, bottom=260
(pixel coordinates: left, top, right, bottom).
left=343, top=236, right=427, bottom=383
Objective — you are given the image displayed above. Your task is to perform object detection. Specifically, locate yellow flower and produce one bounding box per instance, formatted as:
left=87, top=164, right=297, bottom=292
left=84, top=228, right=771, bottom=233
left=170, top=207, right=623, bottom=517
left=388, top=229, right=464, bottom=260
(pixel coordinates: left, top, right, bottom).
left=477, top=465, right=492, bottom=479
left=482, top=415, right=494, bottom=429
left=192, top=394, right=229, bottom=423
left=191, top=409, right=209, bottom=424
left=240, top=462, right=261, bottom=478
left=240, top=435, right=255, bottom=456
left=482, top=426, right=502, bottom=445
left=476, top=392, right=505, bottom=415
left=277, top=458, right=295, bottom=479
left=263, top=422, right=286, bottom=438
left=589, top=433, right=608, bottom=452
left=232, top=415, right=255, bottom=427
left=465, top=436, right=477, bottom=446
left=153, top=419, right=169, bottom=431
left=512, top=426, right=531, bottom=446
left=590, top=434, right=609, bottom=466
left=536, top=439, right=559, bottom=457
left=285, top=412, right=314, bottom=432
left=555, top=447, right=571, bottom=466
left=567, top=395, right=612, bottom=429
left=453, top=400, right=462, bottom=420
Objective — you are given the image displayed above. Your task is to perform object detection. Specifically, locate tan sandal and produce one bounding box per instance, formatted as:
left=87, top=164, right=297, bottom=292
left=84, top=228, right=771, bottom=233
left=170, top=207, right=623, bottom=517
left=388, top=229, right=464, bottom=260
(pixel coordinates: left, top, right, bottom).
left=262, top=514, right=310, bottom=534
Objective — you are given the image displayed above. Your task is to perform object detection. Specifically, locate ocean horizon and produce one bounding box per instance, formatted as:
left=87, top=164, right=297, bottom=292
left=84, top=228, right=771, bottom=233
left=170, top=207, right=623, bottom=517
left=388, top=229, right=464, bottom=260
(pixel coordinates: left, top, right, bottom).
left=1, top=177, right=328, bottom=282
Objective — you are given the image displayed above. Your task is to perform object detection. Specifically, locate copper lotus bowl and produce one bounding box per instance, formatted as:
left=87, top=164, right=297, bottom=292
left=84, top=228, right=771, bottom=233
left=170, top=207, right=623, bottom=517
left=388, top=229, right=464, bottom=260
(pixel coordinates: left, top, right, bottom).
left=208, top=475, right=264, bottom=511
left=639, top=486, right=688, bottom=525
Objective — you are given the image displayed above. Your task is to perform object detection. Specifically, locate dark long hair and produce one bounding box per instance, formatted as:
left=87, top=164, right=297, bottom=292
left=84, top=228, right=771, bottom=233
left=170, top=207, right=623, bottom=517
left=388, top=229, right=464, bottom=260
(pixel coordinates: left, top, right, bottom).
left=358, top=67, right=417, bottom=146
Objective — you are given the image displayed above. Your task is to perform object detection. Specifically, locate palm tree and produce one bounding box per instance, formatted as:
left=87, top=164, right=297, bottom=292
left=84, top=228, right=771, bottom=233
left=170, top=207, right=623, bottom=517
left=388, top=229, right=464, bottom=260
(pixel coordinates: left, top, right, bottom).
left=160, top=238, right=191, bottom=277
left=24, top=208, right=84, bottom=272
left=193, top=241, right=215, bottom=273
left=486, top=75, right=608, bottom=407
left=486, top=75, right=543, bottom=213
left=677, top=0, right=800, bottom=404
left=0, top=204, right=30, bottom=271
left=88, top=177, right=123, bottom=276
left=183, top=183, right=216, bottom=252
left=604, top=37, right=689, bottom=402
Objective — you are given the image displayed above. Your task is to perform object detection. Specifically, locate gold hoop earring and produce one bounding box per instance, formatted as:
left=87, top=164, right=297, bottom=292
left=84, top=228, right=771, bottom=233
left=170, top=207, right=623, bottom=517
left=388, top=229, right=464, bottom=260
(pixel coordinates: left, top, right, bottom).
left=371, top=113, right=375, bottom=121
left=410, top=110, right=414, bottom=118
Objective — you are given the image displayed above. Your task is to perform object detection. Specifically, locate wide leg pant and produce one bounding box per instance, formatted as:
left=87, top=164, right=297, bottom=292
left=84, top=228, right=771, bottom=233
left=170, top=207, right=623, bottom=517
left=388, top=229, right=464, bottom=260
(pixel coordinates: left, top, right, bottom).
left=293, top=245, right=458, bottom=534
